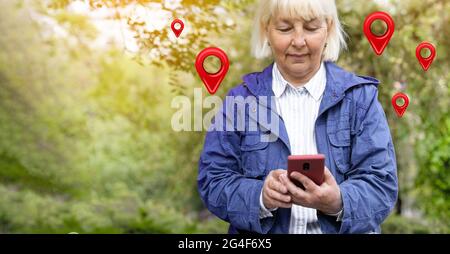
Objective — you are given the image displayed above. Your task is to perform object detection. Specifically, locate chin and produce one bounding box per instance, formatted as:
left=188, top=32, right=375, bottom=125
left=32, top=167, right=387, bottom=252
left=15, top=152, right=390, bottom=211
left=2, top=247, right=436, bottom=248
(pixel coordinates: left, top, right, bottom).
left=288, top=63, right=309, bottom=73
left=288, top=58, right=310, bottom=67
left=288, top=68, right=308, bottom=77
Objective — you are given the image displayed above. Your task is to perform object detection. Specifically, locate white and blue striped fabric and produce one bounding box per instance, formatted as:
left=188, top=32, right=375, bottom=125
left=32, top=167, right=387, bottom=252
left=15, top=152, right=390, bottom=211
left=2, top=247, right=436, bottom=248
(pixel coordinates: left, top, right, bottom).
left=259, top=62, right=327, bottom=234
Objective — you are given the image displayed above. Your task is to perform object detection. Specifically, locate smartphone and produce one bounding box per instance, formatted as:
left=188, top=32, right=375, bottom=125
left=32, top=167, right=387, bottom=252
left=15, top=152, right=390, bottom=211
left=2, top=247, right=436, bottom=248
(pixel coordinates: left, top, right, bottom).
left=287, top=154, right=325, bottom=189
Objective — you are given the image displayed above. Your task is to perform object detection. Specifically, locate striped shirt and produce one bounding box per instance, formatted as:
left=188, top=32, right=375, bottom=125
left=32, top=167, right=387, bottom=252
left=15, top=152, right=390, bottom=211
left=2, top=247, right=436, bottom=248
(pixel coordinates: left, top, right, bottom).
left=259, top=62, right=326, bottom=234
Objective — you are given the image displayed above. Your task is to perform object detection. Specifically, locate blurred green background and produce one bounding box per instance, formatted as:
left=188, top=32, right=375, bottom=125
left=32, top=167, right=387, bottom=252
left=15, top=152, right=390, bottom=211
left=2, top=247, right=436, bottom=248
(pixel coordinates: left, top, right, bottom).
left=0, top=0, right=448, bottom=233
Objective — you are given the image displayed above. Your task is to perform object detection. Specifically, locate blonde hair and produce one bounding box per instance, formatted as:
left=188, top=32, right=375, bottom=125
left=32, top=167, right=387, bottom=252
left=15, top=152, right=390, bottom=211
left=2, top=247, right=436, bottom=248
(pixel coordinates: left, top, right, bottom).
left=251, top=0, right=347, bottom=62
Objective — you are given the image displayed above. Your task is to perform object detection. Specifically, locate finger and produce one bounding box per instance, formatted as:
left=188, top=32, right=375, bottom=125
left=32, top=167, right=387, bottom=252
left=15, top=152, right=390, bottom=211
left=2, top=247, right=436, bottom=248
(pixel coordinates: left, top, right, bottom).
left=271, top=200, right=292, bottom=209
left=290, top=171, right=318, bottom=191
left=266, top=197, right=292, bottom=209
left=270, top=169, right=285, bottom=177
left=280, top=174, right=309, bottom=200
left=266, top=188, right=291, bottom=203
left=271, top=169, right=287, bottom=179
left=272, top=169, right=285, bottom=174
left=269, top=178, right=288, bottom=194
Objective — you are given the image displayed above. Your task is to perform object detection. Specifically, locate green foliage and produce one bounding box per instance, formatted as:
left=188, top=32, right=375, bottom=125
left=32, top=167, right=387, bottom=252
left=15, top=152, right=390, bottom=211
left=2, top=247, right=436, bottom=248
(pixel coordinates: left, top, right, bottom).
left=0, top=0, right=229, bottom=233
left=0, top=184, right=228, bottom=233
left=47, top=0, right=236, bottom=73
left=381, top=214, right=448, bottom=234
left=416, top=118, right=450, bottom=228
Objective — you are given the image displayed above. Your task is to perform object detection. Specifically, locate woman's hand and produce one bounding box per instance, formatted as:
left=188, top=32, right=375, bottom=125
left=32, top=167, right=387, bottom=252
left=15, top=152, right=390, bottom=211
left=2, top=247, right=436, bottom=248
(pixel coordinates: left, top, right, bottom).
left=262, top=169, right=292, bottom=210
left=279, top=167, right=342, bottom=214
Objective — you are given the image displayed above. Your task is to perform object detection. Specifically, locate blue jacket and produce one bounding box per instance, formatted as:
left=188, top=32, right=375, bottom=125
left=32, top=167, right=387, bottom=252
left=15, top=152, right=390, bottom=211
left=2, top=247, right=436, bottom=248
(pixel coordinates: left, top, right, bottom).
left=198, top=62, right=398, bottom=234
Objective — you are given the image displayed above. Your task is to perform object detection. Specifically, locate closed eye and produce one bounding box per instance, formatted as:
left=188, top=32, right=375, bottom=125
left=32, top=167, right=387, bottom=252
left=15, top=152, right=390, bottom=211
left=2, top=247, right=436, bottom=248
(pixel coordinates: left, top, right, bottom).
left=305, top=26, right=320, bottom=32
left=277, top=27, right=292, bottom=32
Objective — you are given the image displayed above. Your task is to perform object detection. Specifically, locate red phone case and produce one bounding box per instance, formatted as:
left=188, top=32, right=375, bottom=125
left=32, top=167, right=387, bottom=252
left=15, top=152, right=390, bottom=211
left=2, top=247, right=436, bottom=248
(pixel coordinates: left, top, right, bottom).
left=287, top=154, right=325, bottom=188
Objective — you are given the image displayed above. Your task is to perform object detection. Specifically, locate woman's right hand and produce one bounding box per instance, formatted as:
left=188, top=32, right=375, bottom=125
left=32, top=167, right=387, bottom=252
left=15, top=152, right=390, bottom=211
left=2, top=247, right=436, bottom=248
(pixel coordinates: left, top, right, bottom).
left=262, top=169, right=292, bottom=209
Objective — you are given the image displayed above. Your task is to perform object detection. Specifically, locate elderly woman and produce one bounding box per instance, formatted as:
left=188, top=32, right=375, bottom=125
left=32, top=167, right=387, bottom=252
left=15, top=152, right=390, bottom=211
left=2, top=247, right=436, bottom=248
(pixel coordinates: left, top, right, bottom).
left=198, top=0, right=398, bottom=234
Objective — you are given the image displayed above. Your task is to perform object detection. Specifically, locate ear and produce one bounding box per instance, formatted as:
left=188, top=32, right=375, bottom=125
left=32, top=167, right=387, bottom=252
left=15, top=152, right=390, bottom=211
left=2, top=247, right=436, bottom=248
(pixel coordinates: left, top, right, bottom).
left=264, top=22, right=270, bottom=37
left=265, top=23, right=271, bottom=46
left=324, top=18, right=333, bottom=44
left=326, top=18, right=334, bottom=33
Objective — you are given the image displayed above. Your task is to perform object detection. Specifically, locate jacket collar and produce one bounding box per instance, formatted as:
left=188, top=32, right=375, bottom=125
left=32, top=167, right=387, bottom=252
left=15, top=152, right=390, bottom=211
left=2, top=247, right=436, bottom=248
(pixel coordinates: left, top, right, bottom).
left=242, top=61, right=380, bottom=106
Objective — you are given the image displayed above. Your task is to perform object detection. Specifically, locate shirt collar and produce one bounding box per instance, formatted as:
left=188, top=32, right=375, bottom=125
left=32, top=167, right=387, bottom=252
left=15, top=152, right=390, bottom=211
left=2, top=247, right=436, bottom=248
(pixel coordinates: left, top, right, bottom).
left=272, top=62, right=326, bottom=101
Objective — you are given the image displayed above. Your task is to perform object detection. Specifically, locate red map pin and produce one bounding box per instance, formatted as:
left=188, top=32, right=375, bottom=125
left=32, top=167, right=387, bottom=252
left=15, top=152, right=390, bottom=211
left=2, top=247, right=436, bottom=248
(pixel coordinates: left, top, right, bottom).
left=363, top=11, right=395, bottom=55
left=416, top=42, right=436, bottom=71
left=195, top=47, right=229, bottom=95
left=171, top=19, right=184, bottom=38
left=392, top=92, right=409, bottom=118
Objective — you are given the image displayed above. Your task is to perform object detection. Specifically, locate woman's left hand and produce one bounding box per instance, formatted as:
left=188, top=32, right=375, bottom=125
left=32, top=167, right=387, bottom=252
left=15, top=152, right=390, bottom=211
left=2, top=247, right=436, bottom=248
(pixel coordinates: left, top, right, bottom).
left=279, top=167, right=343, bottom=215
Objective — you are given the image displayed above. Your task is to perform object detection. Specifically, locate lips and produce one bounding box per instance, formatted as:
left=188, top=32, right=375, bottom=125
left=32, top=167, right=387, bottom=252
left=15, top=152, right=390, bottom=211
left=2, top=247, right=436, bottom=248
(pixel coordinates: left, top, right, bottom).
left=287, top=53, right=309, bottom=62
left=287, top=53, right=309, bottom=58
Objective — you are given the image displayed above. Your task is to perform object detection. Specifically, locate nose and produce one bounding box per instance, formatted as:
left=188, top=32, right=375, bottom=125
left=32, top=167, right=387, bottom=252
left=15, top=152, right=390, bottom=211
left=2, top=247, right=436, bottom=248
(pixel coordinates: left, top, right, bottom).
left=291, top=28, right=306, bottom=47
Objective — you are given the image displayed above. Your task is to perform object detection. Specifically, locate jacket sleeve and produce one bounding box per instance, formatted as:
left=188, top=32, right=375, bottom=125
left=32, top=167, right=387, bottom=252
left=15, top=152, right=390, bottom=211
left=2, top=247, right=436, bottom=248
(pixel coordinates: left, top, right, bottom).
left=197, top=89, right=276, bottom=233
left=338, top=85, right=398, bottom=233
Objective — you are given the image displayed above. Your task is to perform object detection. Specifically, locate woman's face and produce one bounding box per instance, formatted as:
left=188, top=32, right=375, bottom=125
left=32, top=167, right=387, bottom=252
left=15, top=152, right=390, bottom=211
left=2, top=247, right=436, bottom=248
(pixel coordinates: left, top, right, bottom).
left=267, top=16, right=329, bottom=85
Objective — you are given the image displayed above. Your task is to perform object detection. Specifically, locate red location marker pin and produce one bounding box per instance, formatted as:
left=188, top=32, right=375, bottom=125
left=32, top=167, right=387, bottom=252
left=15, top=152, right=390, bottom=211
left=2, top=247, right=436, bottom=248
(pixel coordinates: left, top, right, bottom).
left=171, top=19, right=184, bottom=38
left=416, top=42, right=436, bottom=71
left=195, top=47, right=229, bottom=95
left=392, top=92, right=409, bottom=118
left=363, top=11, right=395, bottom=55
